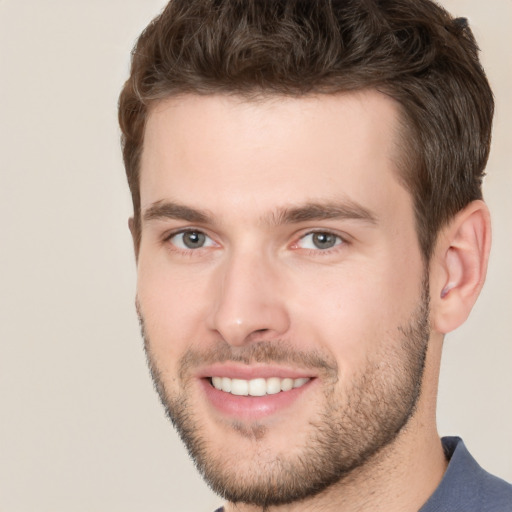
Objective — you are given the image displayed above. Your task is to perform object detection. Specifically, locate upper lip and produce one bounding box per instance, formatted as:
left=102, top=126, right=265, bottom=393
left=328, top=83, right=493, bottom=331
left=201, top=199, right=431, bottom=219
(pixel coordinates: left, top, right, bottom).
left=196, top=363, right=316, bottom=380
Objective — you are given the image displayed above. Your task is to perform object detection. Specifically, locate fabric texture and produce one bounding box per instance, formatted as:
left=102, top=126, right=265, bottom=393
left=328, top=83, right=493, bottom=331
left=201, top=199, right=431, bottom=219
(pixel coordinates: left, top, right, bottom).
left=213, top=437, right=512, bottom=511
left=419, top=436, right=512, bottom=511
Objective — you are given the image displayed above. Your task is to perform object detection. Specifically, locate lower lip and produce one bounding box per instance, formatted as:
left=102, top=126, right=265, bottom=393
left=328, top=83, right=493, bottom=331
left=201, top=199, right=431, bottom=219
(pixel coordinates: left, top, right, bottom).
left=200, top=378, right=314, bottom=421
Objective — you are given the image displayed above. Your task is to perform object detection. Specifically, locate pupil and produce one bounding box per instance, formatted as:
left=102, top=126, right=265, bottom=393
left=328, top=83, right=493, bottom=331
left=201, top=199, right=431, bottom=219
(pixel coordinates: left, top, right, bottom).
left=313, top=232, right=336, bottom=249
left=184, top=231, right=205, bottom=248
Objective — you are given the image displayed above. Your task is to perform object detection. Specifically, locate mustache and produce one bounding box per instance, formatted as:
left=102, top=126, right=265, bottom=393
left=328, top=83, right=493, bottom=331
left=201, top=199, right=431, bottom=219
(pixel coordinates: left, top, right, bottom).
left=136, top=302, right=338, bottom=381
left=177, top=341, right=339, bottom=381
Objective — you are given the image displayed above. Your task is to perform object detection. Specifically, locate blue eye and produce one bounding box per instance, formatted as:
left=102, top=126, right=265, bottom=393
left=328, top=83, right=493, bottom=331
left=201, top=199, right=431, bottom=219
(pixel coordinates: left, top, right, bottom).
left=298, top=232, right=342, bottom=250
left=169, top=230, right=215, bottom=250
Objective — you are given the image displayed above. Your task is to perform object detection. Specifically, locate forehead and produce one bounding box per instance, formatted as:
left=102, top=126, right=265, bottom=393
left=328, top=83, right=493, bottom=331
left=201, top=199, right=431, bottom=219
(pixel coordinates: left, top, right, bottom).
left=139, top=91, right=409, bottom=223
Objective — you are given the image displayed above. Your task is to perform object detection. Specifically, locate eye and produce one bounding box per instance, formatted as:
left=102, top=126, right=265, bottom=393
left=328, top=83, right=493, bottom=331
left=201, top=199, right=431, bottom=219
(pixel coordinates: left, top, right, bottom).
left=168, top=230, right=216, bottom=250
left=296, top=232, right=343, bottom=250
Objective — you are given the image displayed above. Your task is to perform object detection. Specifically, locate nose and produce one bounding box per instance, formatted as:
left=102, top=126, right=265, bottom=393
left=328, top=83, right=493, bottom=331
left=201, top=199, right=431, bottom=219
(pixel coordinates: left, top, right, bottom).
left=207, top=250, right=291, bottom=347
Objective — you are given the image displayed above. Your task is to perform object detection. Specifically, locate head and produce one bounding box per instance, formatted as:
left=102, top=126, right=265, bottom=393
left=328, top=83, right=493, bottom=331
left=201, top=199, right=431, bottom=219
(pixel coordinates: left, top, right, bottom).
left=119, top=0, right=493, bottom=261
left=119, top=0, right=493, bottom=508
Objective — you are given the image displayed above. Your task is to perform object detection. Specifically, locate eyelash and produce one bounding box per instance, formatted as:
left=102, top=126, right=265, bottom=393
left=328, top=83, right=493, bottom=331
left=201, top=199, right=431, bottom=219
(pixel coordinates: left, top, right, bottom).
left=164, top=229, right=217, bottom=253
left=163, top=228, right=348, bottom=255
left=291, top=230, right=347, bottom=254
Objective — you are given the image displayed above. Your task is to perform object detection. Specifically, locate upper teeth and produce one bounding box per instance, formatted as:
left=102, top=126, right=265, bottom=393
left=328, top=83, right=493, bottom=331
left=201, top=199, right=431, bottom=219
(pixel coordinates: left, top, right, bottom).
left=211, top=376, right=310, bottom=396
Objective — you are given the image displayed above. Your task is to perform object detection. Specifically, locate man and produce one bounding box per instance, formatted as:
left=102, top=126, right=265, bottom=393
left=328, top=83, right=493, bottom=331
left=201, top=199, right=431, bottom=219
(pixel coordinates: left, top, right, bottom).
left=118, top=0, right=512, bottom=510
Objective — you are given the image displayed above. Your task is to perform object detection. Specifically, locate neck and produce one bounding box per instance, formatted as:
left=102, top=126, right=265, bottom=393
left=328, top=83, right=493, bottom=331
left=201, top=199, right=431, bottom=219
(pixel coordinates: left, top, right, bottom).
left=224, top=429, right=447, bottom=512
left=224, top=337, right=447, bottom=512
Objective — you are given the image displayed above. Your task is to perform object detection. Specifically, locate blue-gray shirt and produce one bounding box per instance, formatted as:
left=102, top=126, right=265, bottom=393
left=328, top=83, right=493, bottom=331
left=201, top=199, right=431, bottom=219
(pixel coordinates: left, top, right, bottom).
left=419, top=436, right=512, bottom=511
left=214, top=437, right=512, bottom=511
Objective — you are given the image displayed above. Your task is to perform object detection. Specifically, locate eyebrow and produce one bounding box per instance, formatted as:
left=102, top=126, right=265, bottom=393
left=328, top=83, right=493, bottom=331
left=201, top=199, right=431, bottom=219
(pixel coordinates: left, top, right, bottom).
left=142, top=199, right=377, bottom=226
left=269, top=201, right=377, bottom=226
left=143, top=201, right=211, bottom=224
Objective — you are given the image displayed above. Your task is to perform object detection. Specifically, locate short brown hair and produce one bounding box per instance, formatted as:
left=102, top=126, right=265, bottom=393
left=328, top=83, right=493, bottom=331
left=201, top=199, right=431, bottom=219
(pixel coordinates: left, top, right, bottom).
left=119, top=0, right=494, bottom=259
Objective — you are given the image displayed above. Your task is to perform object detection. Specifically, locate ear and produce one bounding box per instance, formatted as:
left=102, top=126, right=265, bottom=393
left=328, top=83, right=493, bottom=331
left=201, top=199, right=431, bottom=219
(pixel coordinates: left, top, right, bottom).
left=128, top=217, right=140, bottom=262
left=430, top=200, right=491, bottom=334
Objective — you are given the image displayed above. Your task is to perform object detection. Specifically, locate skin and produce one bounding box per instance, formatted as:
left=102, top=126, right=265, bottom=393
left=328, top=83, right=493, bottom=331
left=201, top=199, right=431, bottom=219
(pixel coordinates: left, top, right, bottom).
left=133, top=90, right=490, bottom=511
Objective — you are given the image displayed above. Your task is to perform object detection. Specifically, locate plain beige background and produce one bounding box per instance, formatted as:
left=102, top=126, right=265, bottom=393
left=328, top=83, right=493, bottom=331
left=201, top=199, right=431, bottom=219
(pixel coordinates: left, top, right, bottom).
left=0, top=1, right=510, bottom=511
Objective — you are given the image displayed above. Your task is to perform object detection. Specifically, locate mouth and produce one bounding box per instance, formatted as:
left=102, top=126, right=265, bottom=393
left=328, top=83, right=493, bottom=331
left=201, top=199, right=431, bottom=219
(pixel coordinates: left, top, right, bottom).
left=198, top=367, right=316, bottom=421
left=209, top=376, right=311, bottom=396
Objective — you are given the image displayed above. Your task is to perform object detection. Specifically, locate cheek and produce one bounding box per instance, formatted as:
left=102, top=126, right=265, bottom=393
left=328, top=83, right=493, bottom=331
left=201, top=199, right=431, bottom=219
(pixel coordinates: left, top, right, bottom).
left=136, top=257, right=212, bottom=359
left=286, top=258, right=422, bottom=371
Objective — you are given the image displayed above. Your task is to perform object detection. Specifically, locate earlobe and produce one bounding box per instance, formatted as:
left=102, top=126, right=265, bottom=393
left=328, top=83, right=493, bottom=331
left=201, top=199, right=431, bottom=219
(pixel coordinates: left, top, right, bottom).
left=432, top=200, right=491, bottom=334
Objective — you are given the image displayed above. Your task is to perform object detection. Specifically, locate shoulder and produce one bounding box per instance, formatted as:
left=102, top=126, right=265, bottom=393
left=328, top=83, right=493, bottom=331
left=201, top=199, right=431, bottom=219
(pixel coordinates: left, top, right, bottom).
left=421, top=437, right=512, bottom=512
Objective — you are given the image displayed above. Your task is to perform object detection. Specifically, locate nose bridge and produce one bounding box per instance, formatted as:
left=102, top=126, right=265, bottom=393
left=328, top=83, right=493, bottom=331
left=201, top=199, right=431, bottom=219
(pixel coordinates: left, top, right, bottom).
left=209, top=245, right=290, bottom=346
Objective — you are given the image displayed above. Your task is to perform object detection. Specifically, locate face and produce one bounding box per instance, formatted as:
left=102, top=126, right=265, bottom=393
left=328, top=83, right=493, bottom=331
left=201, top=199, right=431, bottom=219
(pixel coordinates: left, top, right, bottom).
left=136, top=91, right=430, bottom=506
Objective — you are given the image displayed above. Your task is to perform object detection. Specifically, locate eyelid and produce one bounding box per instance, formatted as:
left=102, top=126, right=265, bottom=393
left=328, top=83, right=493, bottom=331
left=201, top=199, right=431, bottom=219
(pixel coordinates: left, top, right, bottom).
left=165, top=227, right=218, bottom=250
left=290, top=229, right=347, bottom=251
left=162, top=227, right=348, bottom=253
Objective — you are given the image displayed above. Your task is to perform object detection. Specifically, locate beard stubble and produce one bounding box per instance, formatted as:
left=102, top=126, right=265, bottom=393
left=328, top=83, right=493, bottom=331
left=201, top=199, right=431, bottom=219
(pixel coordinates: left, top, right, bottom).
left=138, top=279, right=430, bottom=508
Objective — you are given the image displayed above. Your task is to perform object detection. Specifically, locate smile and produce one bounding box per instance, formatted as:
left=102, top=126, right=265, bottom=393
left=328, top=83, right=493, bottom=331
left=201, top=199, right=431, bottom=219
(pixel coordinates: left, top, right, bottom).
left=210, top=376, right=311, bottom=396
